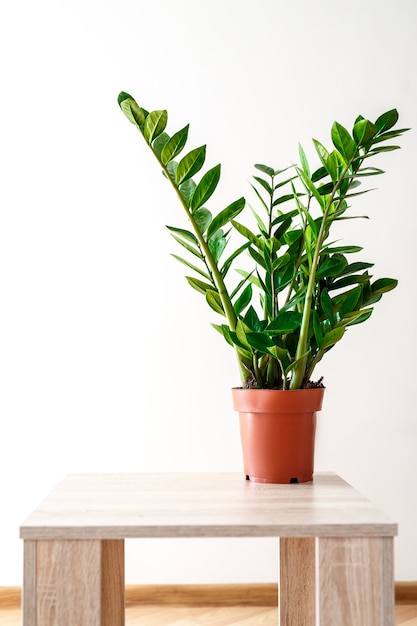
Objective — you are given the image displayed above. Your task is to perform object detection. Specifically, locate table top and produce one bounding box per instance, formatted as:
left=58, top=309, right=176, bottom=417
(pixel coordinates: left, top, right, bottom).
left=20, top=472, right=397, bottom=540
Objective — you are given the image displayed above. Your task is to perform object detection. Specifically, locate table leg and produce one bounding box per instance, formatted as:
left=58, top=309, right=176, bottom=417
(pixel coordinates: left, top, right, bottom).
left=318, top=536, right=395, bottom=626
left=23, top=538, right=125, bottom=626
left=279, top=537, right=316, bottom=626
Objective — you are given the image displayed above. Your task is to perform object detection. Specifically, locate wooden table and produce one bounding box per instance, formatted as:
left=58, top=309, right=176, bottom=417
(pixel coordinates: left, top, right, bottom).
left=20, top=472, right=397, bottom=625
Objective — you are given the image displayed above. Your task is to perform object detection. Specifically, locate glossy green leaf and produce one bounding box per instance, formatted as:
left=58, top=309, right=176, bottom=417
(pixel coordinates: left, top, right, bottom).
left=341, top=261, right=374, bottom=275
left=266, top=311, right=302, bottom=334
left=330, top=274, right=371, bottom=290
left=208, top=229, right=227, bottom=263
left=243, top=306, right=262, bottom=332
left=161, top=124, right=189, bottom=166
left=253, top=175, right=272, bottom=195
left=186, top=276, right=214, bottom=294
left=144, top=110, right=168, bottom=144
left=320, top=289, right=335, bottom=325
left=221, top=242, right=251, bottom=277
left=371, top=277, right=398, bottom=294
left=207, top=197, right=245, bottom=241
left=118, top=93, right=146, bottom=127
left=153, top=132, right=170, bottom=159
left=234, top=284, right=253, bottom=316
left=345, top=309, right=373, bottom=326
left=331, top=121, right=356, bottom=162
left=171, top=254, right=210, bottom=279
left=246, top=332, right=273, bottom=354
left=352, top=119, right=378, bottom=146
left=166, top=225, right=198, bottom=246
left=175, top=146, right=206, bottom=185
left=193, top=208, right=212, bottom=234
left=206, top=289, right=225, bottom=315
left=321, top=326, right=345, bottom=350
left=338, top=286, right=362, bottom=317
left=212, top=323, right=234, bottom=346
left=166, top=160, right=178, bottom=182
left=296, top=167, right=324, bottom=208
left=316, top=256, right=348, bottom=278
left=298, top=143, right=310, bottom=177
left=375, top=109, right=398, bottom=133
left=191, top=164, right=221, bottom=212
left=255, top=163, right=275, bottom=177
left=179, top=178, right=196, bottom=206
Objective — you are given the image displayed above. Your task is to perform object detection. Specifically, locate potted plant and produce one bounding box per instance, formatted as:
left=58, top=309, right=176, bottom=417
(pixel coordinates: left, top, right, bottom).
left=118, top=91, right=408, bottom=483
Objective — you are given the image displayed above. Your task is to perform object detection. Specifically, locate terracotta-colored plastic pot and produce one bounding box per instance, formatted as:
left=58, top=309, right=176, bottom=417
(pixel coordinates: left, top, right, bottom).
left=232, top=387, right=325, bottom=484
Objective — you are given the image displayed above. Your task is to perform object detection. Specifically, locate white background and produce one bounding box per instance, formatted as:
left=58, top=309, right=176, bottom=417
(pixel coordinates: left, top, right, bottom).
left=0, top=0, right=416, bottom=584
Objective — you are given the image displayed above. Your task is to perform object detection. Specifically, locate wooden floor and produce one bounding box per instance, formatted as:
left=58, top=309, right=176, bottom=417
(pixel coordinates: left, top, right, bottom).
left=0, top=604, right=415, bottom=625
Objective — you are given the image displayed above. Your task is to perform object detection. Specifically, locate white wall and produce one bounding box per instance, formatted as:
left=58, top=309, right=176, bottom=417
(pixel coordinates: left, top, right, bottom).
left=1, top=0, right=416, bottom=585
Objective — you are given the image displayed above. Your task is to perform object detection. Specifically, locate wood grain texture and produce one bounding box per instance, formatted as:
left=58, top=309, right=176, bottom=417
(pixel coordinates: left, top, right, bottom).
left=101, top=540, right=124, bottom=626
left=2, top=583, right=415, bottom=608
left=20, top=473, right=397, bottom=540
left=1, top=603, right=415, bottom=626
left=280, top=537, right=315, bottom=626
left=36, top=540, right=102, bottom=626
left=125, top=583, right=278, bottom=606
left=319, top=536, right=395, bottom=626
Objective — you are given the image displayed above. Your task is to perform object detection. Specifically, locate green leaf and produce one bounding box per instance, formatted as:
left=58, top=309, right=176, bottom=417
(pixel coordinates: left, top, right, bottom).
left=324, top=245, right=363, bottom=255
left=186, top=276, right=214, bottom=294
left=253, top=175, right=272, bottom=195
left=254, top=163, right=275, bottom=177
left=118, top=93, right=147, bottom=127
left=161, top=124, right=189, bottom=166
left=235, top=320, right=251, bottom=349
left=171, top=254, right=210, bottom=280
left=298, top=143, right=310, bottom=177
left=206, top=289, right=225, bottom=315
left=313, top=139, right=338, bottom=181
left=331, top=121, right=356, bottom=162
left=166, top=225, right=198, bottom=246
left=353, top=119, right=378, bottom=146
left=153, top=132, right=170, bottom=159
left=243, top=306, right=262, bottom=332
left=345, top=309, right=373, bottom=326
left=296, top=167, right=324, bottom=208
left=207, top=197, right=245, bottom=241
left=234, top=284, right=252, bottom=316
left=321, top=326, right=345, bottom=350
left=375, top=109, right=399, bottom=133
left=212, top=323, right=234, bottom=346
left=208, top=229, right=227, bottom=263
left=144, top=110, right=168, bottom=144
left=193, top=208, right=212, bottom=234
left=371, top=277, right=398, bottom=294
left=221, top=242, right=251, bottom=277
left=179, top=178, right=196, bottom=206
left=190, top=164, right=221, bottom=212
left=320, top=289, right=335, bottom=325
left=170, top=234, right=202, bottom=259
left=175, top=146, right=206, bottom=185
left=338, top=286, right=362, bottom=317
left=341, top=261, right=374, bottom=275
left=266, top=311, right=302, bottom=334
left=246, top=332, right=273, bottom=354
left=316, top=255, right=348, bottom=278
left=166, top=160, right=178, bottom=182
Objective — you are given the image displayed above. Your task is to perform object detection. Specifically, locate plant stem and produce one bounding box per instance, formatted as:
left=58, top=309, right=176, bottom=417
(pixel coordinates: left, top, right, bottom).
left=290, top=154, right=359, bottom=389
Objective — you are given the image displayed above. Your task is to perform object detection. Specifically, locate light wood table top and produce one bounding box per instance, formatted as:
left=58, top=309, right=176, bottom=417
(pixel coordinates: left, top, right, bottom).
left=20, top=472, right=397, bottom=540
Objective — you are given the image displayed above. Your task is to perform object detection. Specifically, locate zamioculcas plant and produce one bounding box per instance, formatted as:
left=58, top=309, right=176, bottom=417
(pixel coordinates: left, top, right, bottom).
left=118, top=92, right=408, bottom=390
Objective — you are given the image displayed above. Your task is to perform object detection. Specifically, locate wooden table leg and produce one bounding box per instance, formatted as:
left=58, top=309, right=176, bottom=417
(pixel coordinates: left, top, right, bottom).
left=319, top=536, right=395, bottom=626
left=279, top=537, right=316, bottom=626
left=23, top=538, right=125, bottom=626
